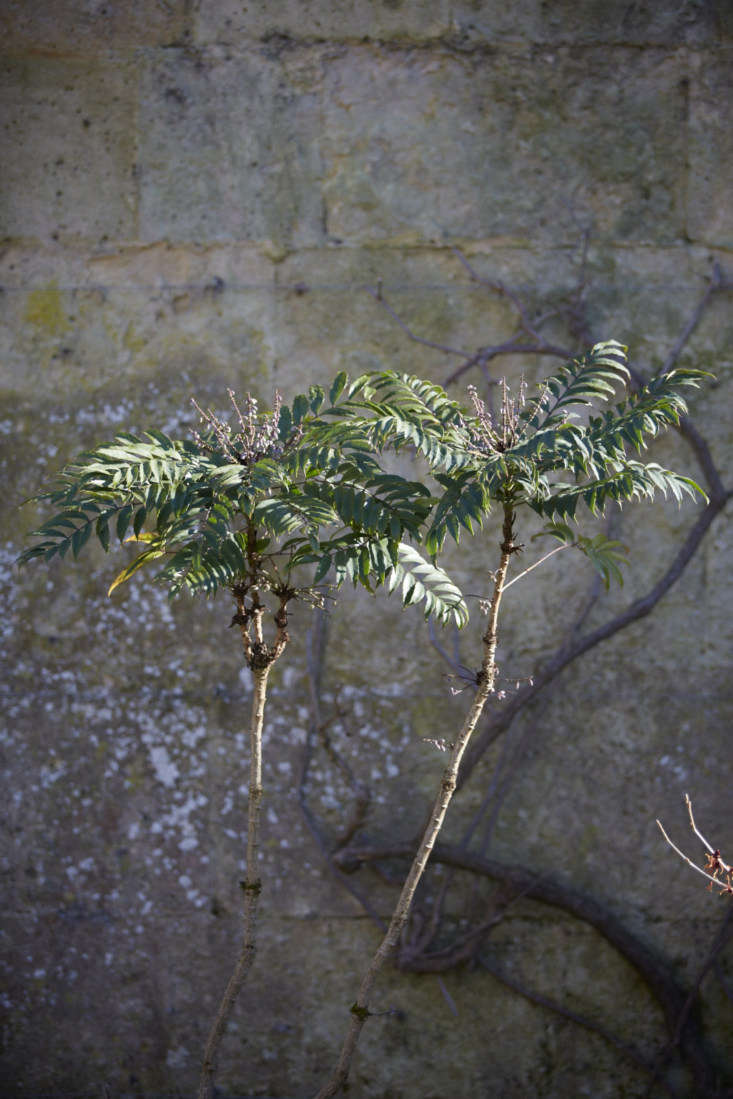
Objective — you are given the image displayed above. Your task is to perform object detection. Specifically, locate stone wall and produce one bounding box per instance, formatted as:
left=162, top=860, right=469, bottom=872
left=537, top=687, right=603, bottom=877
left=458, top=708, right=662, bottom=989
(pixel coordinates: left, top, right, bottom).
left=1, top=2, right=732, bottom=1097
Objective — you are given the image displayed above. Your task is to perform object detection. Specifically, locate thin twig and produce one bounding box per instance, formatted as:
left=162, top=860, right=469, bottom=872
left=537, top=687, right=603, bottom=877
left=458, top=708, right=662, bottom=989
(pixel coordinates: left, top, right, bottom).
left=686, top=793, right=722, bottom=860
left=503, top=541, right=571, bottom=590
left=655, top=820, right=726, bottom=891
left=656, top=794, right=732, bottom=895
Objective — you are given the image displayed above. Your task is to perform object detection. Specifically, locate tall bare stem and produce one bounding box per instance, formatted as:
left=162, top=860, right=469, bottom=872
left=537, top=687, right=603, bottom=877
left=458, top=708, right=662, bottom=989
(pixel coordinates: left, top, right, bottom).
left=315, top=504, right=518, bottom=1099
left=198, top=661, right=271, bottom=1099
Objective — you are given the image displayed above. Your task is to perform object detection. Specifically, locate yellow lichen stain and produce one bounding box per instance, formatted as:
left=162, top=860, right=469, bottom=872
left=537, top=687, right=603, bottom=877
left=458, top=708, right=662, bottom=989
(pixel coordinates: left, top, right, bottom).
left=23, top=281, right=71, bottom=336
left=122, top=322, right=146, bottom=354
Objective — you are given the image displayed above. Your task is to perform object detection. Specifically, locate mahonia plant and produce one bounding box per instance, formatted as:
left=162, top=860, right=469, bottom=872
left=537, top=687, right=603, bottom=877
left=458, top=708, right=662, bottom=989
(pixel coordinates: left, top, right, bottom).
left=312, top=342, right=709, bottom=1099
left=18, top=372, right=467, bottom=1099
left=309, top=342, right=703, bottom=583
left=19, top=375, right=467, bottom=624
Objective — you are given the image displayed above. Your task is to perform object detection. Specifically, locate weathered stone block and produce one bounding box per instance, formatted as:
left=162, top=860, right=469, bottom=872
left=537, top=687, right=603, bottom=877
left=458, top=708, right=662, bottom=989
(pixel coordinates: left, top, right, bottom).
left=194, top=0, right=451, bottom=44
left=0, top=0, right=190, bottom=51
left=0, top=56, right=138, bottom=242
left=688, top=49, right=733, bottom=247
left=0, top=244, right=276, bottom=403
left=452, top=0, right=726, bottom=45
left=319, top=46, right=688, bottom=244
left=138, top=48, right=324, bottom=249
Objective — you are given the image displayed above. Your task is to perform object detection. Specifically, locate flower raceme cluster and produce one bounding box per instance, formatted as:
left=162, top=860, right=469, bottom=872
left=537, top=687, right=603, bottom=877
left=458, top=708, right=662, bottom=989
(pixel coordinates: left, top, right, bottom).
left=191, top=389, right=286, bottom=466
left=464, top=377, right=529, bottom=455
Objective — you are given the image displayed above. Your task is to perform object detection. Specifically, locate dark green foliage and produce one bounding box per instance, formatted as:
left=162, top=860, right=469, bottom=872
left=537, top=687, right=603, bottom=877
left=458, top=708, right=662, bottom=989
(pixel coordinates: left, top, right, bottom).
left=318, top=348, right=699, bottom=593
left=300, top=343, right=707, bottom=586
left=18, top=379, right=469, bottom=627
left=19, top=344, right=707, bottom=612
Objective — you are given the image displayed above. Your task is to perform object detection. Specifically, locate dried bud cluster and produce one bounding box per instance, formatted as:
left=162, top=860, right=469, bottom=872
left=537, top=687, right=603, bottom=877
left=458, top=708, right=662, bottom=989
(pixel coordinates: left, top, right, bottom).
left=465, top=376, right=528, bottom=454
left=704, top=849, right=733, bottom=896
left=192, top=389, right=285, bottom=465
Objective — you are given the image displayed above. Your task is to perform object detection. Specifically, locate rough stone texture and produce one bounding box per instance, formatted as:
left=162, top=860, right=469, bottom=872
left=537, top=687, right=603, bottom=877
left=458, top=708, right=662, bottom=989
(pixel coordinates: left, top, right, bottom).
left=1, top=2, right=732, bottom=1098
left=319, top=46, right=688, bottom=245
left=138, top=49, right=325, bottom=250
left=194, top=0, right=453, bottom=45
left=688, top=48, right=733, bottom=247
left=0, top=0, right=191, bottom=51
left=0, top=56, right=138, bottom=242
left=450, top=0, right=732, bottom=46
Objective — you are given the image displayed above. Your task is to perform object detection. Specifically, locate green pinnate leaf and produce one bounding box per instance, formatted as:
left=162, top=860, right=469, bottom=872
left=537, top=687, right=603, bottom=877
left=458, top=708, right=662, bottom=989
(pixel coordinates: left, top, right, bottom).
left=292, top=394, right=309, bottom=425
left=313, top=553, right=332, bottom=584
left=96, top=515, right=110, bottom=552
left=309, top=385, right=325, bottom=413
left=116, top=505, right=133, bottom=542
left=389, top=543, right=468, bottom=628
left=329, top=371, right=348, bottom=406
left=133, top=506, right=147, bottom=537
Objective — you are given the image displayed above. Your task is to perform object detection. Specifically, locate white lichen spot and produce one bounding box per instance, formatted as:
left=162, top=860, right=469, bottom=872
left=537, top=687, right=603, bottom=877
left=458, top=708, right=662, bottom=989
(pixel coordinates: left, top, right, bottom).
left=149, top=745, right=179, bottom=788
left=182, top=727, right=206, bottom=749
left=166, top=1046, right=189, bottom=1069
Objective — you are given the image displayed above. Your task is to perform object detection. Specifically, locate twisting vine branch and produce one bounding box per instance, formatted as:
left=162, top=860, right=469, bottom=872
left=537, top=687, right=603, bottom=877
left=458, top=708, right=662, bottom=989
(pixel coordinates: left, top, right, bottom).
left=643, top=906, right=733, bottom=1098
left=478, top=958, right=681, bottom=1099
left=333, top=840, right=719, bottom=1092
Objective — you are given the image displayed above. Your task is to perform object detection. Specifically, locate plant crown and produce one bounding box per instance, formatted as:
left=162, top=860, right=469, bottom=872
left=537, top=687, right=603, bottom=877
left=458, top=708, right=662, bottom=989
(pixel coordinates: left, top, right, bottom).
left=18, top=375, right=468, bottom=626
left=311, top=341, right=706, bottom=588
left=19, top=344, right=707, bottom=607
